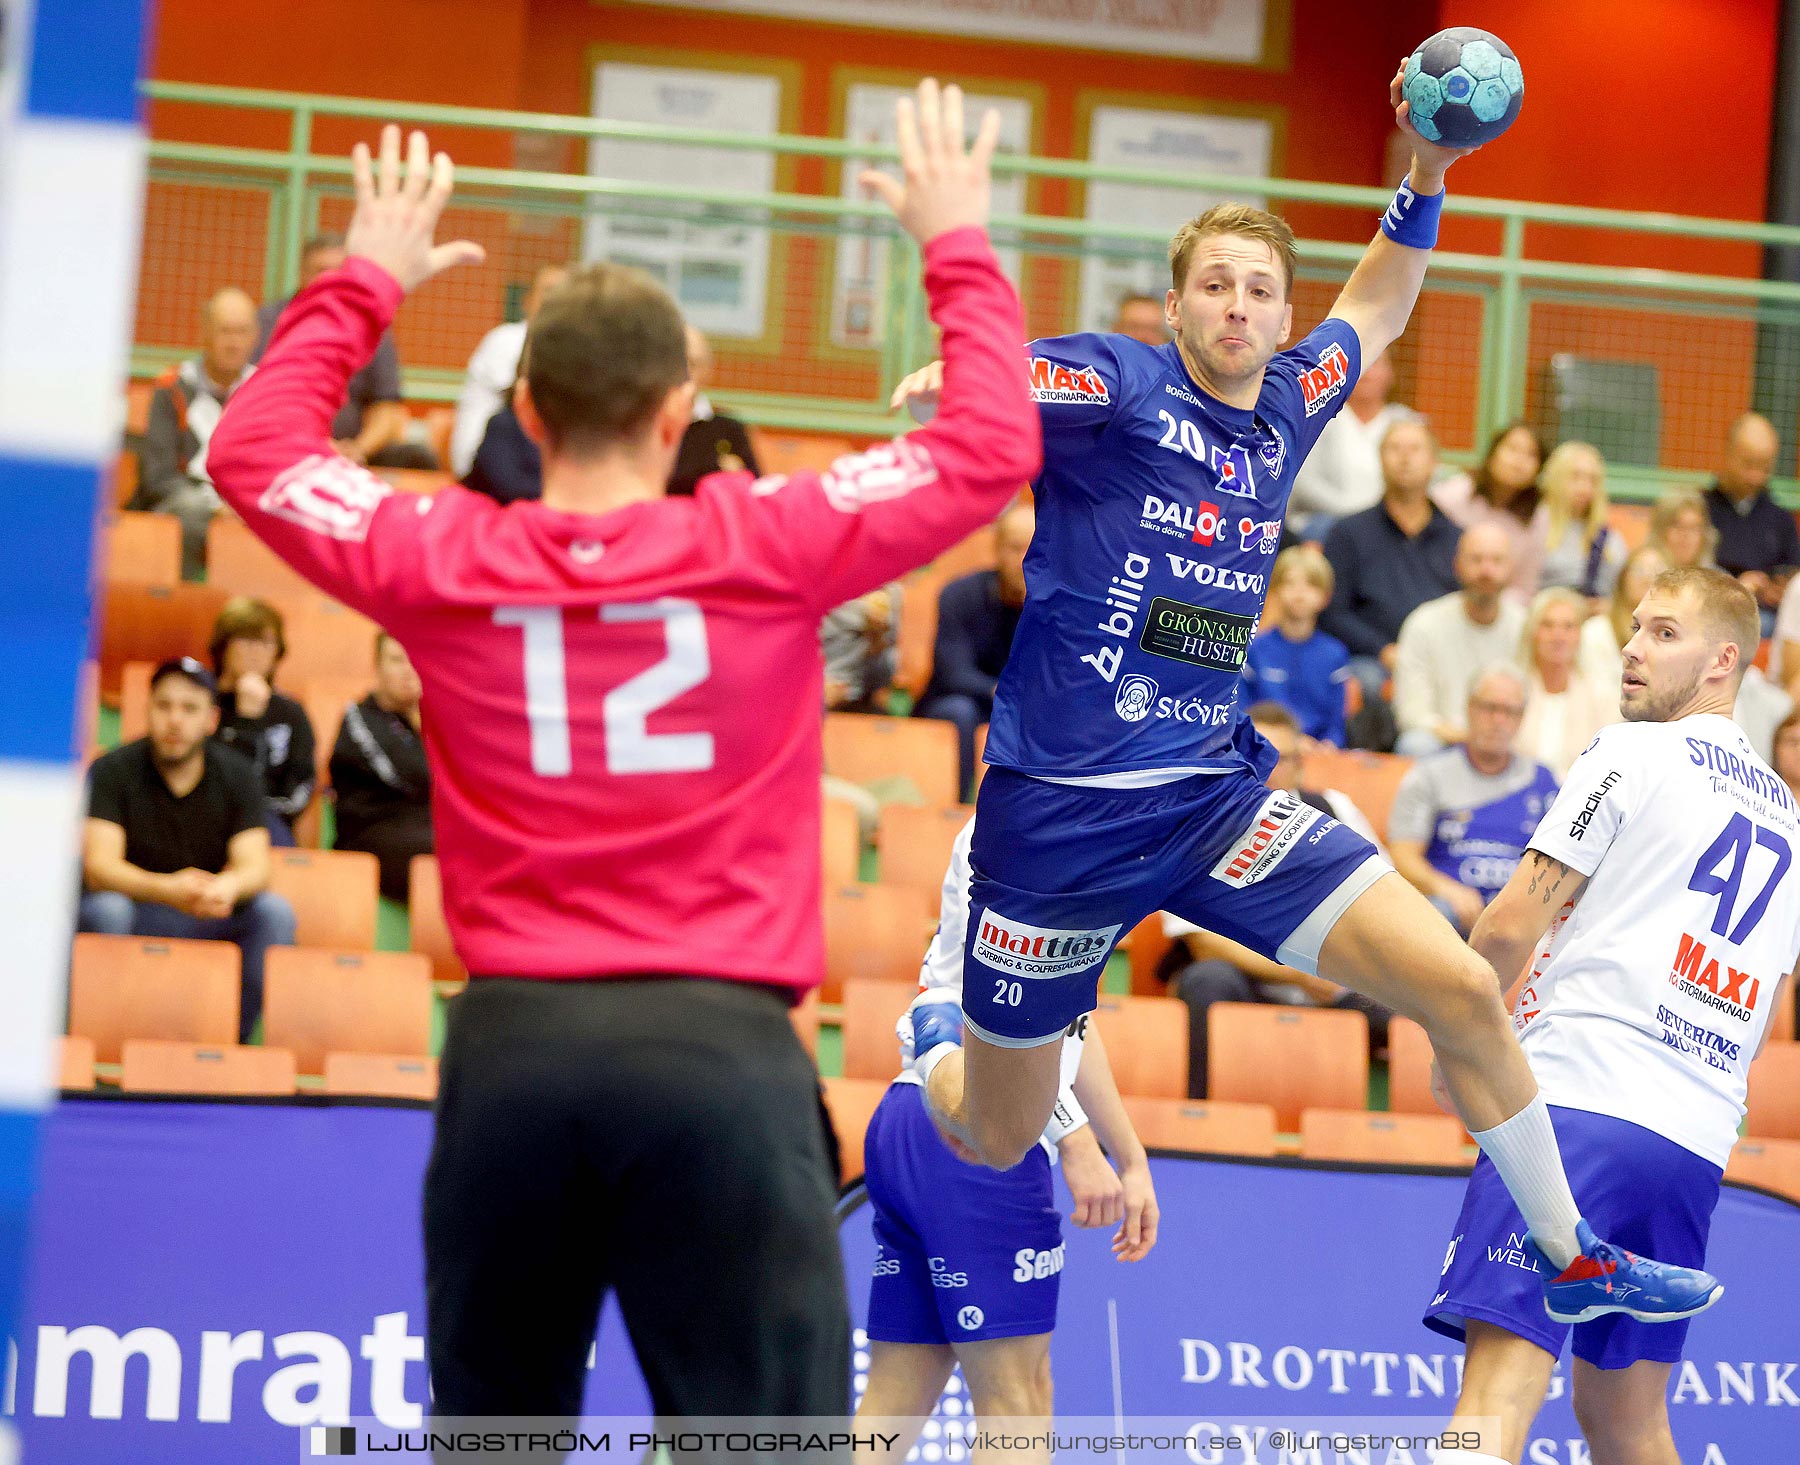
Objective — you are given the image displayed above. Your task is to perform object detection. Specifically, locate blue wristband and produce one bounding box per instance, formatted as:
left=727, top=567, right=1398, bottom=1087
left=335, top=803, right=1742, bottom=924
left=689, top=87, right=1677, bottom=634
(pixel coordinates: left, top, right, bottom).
left=1380, top=179, right=1443, bottom=249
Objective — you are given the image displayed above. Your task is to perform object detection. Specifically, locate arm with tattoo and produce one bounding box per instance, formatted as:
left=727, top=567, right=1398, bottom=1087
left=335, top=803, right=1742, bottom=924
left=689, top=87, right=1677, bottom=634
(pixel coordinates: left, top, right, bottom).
left=1470, top=849, right=1591, bottom=995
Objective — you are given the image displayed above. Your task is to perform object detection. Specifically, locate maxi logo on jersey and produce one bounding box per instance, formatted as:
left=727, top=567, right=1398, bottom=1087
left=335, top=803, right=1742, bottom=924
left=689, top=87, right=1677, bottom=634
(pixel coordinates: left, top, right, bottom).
left=1300, top=343, right=1351, bottom=418
left=1027, top=357, right=1111, bottom=405
left=1667, top=932, right=1763, bottom=1024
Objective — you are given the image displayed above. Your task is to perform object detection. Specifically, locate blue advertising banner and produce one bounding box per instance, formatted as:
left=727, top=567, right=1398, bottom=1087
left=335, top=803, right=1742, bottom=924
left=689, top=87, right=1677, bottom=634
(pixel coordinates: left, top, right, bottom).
left=7, top=1098, right=1797, bottom=1463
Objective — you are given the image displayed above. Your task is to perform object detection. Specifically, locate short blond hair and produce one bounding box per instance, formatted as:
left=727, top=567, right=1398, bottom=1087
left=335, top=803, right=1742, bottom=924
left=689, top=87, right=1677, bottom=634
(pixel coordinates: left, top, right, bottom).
left=1648, top=486, right=1719, bottom=568
left=1539, top=441, right=1608, bottom=549
left=1272, top=544, right=1333, bottom=596
left=1521, top=586, right=1588, bottom=670
left=1650, top=566, right=1760, bottom=683
left=1169, top=203, right=1297, bottom=296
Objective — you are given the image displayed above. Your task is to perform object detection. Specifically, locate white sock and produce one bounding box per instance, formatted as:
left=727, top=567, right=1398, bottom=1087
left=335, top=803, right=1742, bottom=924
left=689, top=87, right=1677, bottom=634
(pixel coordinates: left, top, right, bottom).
left=1469, top=1097, right=1582, bottom=1270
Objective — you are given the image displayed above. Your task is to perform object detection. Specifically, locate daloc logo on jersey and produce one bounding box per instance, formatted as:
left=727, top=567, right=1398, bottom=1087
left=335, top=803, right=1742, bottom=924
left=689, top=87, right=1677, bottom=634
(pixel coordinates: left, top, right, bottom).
left=1299, top=343, right=1350, bottom=418
left=1208, top=443, right=1259, bottom=500
left=1027, top=357, right=1110, bottom=405
left=1114, top=674, right=1158, bottom=723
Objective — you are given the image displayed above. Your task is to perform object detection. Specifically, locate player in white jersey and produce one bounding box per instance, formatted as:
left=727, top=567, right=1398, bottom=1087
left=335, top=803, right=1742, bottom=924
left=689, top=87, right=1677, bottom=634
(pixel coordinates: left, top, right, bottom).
left=854, top=819, right=1157, bottom=1460
left=1423, top=567, right=1796, bottom=1465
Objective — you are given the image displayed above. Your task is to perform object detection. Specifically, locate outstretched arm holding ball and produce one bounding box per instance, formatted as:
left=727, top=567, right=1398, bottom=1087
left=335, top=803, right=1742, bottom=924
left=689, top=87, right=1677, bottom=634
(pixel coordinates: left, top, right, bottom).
left=1329, top=60, right=1483, bottom=363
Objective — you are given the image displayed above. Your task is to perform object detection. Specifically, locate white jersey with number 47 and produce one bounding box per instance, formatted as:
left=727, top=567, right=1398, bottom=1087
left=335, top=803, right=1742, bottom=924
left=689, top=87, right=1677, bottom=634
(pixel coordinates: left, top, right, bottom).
left=1519, top=714, right=1800, bottom=1167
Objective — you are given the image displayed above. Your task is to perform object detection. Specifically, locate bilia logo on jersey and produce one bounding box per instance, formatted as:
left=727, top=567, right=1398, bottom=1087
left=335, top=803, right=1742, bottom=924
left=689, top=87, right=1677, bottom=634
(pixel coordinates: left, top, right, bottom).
left=1300, top=344, right=1350, bottom=418
left=1027, top=358, right=1110, bottom=405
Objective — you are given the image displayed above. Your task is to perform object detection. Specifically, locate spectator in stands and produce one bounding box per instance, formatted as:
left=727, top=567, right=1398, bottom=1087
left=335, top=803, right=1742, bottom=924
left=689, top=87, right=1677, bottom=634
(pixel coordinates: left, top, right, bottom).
left=1648, top=486, right=1719, bottom=571
left=78, top=658, right=296, bottom=1039
left=1773, top=707, right=1800, bottom=800
left=1111, top=292, right=1169, bottom=346
left=134, top=286, right=257, bottom=578
left=913, top=501, right=1033, bottom=796
left=1535, top=441, right=1626, bottom=604
left=1517, top=587, right=1619, bottom=776
left=1578, top=544, right=1668, bottom=691
left=1388, top=663, right=1558, bottom=935
left=1320, top=416, right=1461, bottom=746
left=254, top=232, right=435, bottom=469
left=1704, top=412, right=1800, bottom=634
left=1243, top=545, right=1349, bottom=745
left=1287, top=349, right=1416, bottom=538
left=821, top=586, right=900, bottom=713
left=1160, top=703, right=1390, bottom=1098
left=1432, top=420, right=1547, bottom=602
left=330, top=632, right=432, bottom=903
left=209, top=598, right=316, bottom=846
left=670, top=325, right=761, bottom=496
left=449, top=262, right=568, bottom=477
left=1392, top=523, right=1525, bottom=757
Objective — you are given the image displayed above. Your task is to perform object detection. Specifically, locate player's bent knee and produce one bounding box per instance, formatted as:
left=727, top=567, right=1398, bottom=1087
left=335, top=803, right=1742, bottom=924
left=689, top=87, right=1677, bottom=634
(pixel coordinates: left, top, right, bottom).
left=1570, top=1395, right=1672, bottom=1462
left=967, top=1107, right=1041, bottom=1172
left=966, top=1350, right=1052, bottom=1420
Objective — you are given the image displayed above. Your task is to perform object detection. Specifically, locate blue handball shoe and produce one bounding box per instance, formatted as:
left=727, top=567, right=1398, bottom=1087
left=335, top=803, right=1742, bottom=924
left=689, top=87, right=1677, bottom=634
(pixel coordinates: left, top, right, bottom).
left=1532, top=1219, right=1723, bottom=1325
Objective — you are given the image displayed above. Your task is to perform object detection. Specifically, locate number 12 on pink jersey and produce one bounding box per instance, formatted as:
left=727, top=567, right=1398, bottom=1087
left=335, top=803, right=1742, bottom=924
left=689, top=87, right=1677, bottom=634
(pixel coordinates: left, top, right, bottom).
left=493, top=599, right=716, bottom=776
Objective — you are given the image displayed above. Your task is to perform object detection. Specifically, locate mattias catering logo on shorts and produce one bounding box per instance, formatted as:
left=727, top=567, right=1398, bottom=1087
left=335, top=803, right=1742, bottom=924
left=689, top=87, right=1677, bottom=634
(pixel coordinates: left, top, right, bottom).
left=1211, top=792, right=1323, bottom=887
left=1114, top=674, right=1158, bottom=722
left=973, top=911, right=1122, bottom=979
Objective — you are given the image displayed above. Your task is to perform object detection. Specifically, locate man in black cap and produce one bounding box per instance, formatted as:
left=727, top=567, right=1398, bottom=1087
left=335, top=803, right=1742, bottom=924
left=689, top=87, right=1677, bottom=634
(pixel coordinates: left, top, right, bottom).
left=79, top=658, right=296, bottom=1040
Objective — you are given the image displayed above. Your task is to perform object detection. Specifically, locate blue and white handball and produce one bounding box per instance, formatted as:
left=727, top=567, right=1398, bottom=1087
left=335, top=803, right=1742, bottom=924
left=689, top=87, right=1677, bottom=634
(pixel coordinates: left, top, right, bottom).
left=1402, top=27, right=1524, bottom=147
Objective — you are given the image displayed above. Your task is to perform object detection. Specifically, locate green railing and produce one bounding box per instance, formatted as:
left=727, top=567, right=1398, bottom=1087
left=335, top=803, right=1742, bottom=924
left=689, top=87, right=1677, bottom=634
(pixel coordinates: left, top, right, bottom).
left=138, top=80, right=1800, bottom=499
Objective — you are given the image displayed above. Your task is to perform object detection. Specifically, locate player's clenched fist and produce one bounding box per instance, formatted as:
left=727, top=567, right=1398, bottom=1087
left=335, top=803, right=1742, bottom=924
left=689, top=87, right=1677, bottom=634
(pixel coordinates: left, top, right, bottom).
left=859, top=78, right=1002, bottom=247
left=347, top=125, right=486, bottom=293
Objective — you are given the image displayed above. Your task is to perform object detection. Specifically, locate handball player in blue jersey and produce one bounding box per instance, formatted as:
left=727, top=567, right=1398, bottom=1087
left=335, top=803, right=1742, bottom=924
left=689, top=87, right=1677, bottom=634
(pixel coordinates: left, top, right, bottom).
left=893, top=64, right=1722, bottom=1324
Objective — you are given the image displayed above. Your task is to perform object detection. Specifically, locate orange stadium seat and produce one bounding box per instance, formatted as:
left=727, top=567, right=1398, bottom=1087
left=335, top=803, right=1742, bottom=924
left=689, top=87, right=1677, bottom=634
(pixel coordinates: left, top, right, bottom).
left=274, top=600, right=381, bottom=690
left=124, top=379, right=155, bottom=436
left=301, top=675, right=368, bottom=785
left=68, top=933, right=240, bottom=1064
left=877, top=803, right=972, bottom=899
left=1726, top=1136, right=1800, bottom=1204
left=1126, top=913, right=1174, bottom=997
left=790, top=989, right=821, bottom=1060
left=1606, top=501, right=1651, bottom=552
left=268, top=848, right=380, bottom=950
left=1299, top=1108, right=1470, bottom=1167
left=749, top=429, right=858, bottom=478
left=262, top=947, right=433, bottom=1074
left=1091, top=994, right=1189, bottom=1100
left=822, top=796, right=862, bottom=887
left=323, top=1051, right=440, bottom=1100
left=932, top=529, right=998, bottom=581
left=822, top=1076, right=889, bottom=1183
left=893, top=571, right=943, bottom=699
left=206, top=516, right=331, bottom=606
left=1206, top=1003, right=1371, bottom=1130
left=823, top=881, right=935, bottom=1002
left=57, top=1035, right=96, bottom=1091
left=408, top=855, right=466, bottom=986
left=1745, top=1045, right=1800, bottom=1140
left=1385, top=1017, right=1443, bottom=1116
left=111, top=452, right=139, bottom=509
left=1301, top=750, right=1413, bottom=844
left=97, top=582, right=230, bottom=701
left=375, top=467, right=455, bottom=494
left=1122, top=1097, right=1278, bottom=1157
left=840, top=979, right=916, bottom=1082
left=116, top=659, right=153, bottom=743
left=823, top=713, right=959, bottom=807
left=102, top=511, right=182, bottom=588
left=119, top=1039, right=296, bottom=1096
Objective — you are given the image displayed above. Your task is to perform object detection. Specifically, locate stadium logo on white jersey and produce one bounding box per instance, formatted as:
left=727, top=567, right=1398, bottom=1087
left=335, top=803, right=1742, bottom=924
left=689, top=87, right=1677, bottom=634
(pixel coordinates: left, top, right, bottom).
left=972, top=911, right=1121, bottom=979
left=1114, top=674, right=1158, bottom=722
left=1299, top=343, right=1351, bottom=417
left=1568, top=770, right=1621, bottom=839
left=261, top=454, right=392, bottom=541
left=1211, top=793, right=1322, bottom=887
left=1027, top=357, right=1110, bottom=404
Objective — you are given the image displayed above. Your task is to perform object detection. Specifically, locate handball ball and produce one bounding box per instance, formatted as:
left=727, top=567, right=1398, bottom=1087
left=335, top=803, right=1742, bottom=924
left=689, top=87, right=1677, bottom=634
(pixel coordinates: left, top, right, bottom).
left=1403, top=27, right=1524, bottom=146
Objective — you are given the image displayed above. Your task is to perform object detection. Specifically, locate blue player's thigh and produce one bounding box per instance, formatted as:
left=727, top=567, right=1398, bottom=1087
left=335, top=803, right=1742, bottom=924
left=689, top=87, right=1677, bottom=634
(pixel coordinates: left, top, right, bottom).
left=1159, top=772, right=1389, bottom=976
left=962, top=770, right=1161, bottom=1047
left=865, top=1086, right=1064, bottom=1344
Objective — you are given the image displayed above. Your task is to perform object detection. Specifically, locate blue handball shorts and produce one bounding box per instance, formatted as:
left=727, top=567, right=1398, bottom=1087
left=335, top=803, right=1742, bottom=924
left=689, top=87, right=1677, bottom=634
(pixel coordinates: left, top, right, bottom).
left=961, top=766, right=1389, bottom=1047
left=1424, top=1106, right=1724, bottom=1369
left=863, top=1083, right=1064, bottom=1345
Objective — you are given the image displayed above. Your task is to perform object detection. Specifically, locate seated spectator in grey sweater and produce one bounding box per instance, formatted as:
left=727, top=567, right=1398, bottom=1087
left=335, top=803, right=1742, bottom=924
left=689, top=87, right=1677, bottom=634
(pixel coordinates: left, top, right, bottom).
left=254, top=232, right=434, bottom=469
left=79, top=658, right=296, bottom=1039
left=822, top=585, right=900, bottom=713
left=209, top=597, right=315, bottom=846
left=330, top=633, right=432, bottom=903
left=132, top=286, right=257, bottom=577
left=913, top=502, right=1033, bottom=797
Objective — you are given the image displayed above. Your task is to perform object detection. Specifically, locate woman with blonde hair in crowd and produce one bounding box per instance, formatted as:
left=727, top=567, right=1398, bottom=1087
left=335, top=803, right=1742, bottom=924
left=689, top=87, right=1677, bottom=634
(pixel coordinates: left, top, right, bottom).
left=1519, top=586, right=1619, bottom=776
left=1647, top=486, right=1718, bottom=570
left=1535, top=441, right=1625, bottom=605
left=1432, top=419, right=1547, bottom=602
left=1577, top=544, right=1668, bottom=690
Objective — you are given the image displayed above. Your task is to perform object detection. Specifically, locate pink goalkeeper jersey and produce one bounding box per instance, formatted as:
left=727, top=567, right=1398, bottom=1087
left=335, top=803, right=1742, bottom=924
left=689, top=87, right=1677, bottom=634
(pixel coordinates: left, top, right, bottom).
left=207, top=233, right=1037, bottom=990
